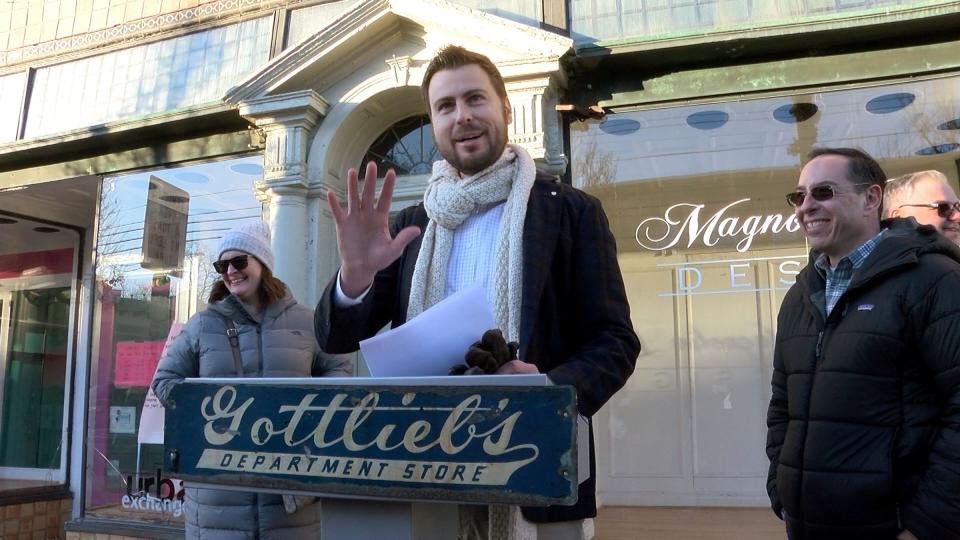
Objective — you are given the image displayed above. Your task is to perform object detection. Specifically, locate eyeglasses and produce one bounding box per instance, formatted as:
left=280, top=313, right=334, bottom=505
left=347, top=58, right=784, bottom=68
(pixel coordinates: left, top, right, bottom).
left=213, top=255, right=248, bottom=274
left=785, top=183, right=874, bottom=207
left=897, top=201, right=960, bottom=218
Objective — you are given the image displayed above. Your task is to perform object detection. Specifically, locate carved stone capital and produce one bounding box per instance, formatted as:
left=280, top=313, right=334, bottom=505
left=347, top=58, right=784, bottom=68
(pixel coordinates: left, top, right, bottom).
left=506, top=75, right=568, bottom=176
left=237, top=90, right=330, bottom=189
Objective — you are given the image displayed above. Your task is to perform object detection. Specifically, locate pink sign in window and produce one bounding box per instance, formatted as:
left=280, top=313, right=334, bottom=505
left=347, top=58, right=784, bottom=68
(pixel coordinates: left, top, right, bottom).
left=114, top=341, right=166, bottom=388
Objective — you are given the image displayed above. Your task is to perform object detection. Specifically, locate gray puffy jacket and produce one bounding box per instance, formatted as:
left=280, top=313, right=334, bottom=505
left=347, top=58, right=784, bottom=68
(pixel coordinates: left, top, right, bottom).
left=152, top=291, right=352, bottom=539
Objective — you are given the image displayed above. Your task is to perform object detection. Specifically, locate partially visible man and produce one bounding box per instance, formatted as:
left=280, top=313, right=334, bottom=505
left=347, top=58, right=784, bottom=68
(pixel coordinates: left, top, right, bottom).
left=315, top=45, right=639, bottom=538
left=766, top=148, right=960, bottom=540
left=883, top=169, right=960, bottom=244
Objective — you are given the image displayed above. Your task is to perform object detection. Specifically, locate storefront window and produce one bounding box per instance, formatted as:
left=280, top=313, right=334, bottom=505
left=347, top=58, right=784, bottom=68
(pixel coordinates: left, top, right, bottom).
left=84, top=156, right=263, bottom=526
left=572, top=75, right=960, bottom=504
left=570, top=0, right=937, bottom=45
left=0, top=213, right=80, bottom=491
left=25, top=17, right=272, bottom=139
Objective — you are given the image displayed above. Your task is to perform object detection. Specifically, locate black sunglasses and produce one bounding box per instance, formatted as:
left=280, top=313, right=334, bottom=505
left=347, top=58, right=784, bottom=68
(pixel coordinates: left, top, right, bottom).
left=785, top=182, right=874, bottom=207
left=213, top=255, right=249, bottom=274
left=897, top=201, right=960, bottom=218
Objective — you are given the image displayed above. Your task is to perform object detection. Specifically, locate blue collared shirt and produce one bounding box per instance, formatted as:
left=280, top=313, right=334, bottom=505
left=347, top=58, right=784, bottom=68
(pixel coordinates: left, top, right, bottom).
left=813, top=231, right=886, bottom=316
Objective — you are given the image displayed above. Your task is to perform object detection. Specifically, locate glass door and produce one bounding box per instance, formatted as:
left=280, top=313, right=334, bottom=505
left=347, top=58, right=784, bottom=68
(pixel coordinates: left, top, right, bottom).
left=0, top=213, right=80, bottom=487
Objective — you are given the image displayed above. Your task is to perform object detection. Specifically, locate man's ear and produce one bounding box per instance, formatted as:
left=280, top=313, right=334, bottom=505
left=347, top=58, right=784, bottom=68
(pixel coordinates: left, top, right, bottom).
left=865, top=184, right=883, bottom=213
left=889, top=206, right=902, bottom=218
left=504, top=100, right=513, bottom=124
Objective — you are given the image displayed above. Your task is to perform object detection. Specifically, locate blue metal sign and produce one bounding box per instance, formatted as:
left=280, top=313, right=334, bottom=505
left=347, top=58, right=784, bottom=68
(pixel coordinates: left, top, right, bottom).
left=163, top=381, right=578, bottom=506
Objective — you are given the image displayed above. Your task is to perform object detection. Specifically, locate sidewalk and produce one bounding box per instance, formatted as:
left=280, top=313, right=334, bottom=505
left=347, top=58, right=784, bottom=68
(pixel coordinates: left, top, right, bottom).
left=594, top=506, right=786, bottom=540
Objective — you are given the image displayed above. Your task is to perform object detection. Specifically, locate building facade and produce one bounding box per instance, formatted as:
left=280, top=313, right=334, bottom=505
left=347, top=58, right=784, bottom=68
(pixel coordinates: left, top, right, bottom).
left=0, top=0, right=958, bottom=537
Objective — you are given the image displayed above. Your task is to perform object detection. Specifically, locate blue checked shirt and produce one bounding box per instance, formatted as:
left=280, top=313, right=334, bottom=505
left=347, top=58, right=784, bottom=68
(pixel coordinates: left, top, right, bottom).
left=813, top=231, right=886, bottom=316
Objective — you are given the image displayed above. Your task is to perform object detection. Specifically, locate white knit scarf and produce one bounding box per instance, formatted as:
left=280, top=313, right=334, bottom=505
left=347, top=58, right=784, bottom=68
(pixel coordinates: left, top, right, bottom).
left=406, top=144, right=537, bottom=343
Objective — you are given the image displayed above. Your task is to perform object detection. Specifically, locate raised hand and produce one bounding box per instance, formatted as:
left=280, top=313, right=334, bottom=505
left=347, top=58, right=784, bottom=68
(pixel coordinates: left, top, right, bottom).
left=326, top=162, right=421, bottom=297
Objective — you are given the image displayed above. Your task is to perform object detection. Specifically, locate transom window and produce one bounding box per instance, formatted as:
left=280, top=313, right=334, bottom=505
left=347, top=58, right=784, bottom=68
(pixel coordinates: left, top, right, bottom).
left=361, top=115, right=439, bottom=176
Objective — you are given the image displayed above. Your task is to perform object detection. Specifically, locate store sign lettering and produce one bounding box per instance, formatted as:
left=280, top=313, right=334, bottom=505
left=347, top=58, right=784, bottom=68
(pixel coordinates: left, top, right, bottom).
left=120, top=469, right=184, bottom=517
left=660, top=257, right=805, bottom=297
left=121, top=493, right=184, bottom=517
left=164, top=382, right=577, bottom=505
left=636, top=198, right=800, bottom=253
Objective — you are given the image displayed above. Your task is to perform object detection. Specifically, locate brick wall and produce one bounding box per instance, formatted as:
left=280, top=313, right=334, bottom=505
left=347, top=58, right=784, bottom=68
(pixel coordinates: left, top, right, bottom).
left=1, top=497, right=72, bottom=540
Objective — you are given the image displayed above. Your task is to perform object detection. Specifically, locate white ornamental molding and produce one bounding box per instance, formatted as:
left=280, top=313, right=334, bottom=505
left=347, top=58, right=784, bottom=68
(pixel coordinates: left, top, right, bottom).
left=386, top=55, right=414, bottom=86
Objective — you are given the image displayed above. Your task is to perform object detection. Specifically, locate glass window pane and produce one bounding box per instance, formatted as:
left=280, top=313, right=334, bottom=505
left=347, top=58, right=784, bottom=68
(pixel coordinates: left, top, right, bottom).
left=362, top=115, right=439, bottom=176
left=84, top=155, right=264, bottom=525
left=284, top=1, right=353, bottom=49
left=0, top=214, right=80, bottom=488
left=0, top=72, right=26, bottom=143
left=24, top=17, right=273, bottom=139
left=451, top=0, right=542, bottom=27
left=572, top=0, right=938, bottom=44
left=572, top=75, right=960, bottom=502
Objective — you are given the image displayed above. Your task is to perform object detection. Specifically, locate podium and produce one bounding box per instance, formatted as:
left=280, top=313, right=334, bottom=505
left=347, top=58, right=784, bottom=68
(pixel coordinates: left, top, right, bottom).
left=162, top=375, right=582, bottom=539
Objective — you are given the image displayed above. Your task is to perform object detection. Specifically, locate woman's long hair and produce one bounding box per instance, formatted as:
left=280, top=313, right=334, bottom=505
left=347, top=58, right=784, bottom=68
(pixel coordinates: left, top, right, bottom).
left=207, top=258, right=287, bottom=306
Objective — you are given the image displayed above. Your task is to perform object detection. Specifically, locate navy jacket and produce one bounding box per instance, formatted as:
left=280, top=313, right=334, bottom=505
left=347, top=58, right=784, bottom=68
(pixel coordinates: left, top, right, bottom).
left=766, top=219, right=960, bottom=540
left=316, top=175, right=640, bottom=522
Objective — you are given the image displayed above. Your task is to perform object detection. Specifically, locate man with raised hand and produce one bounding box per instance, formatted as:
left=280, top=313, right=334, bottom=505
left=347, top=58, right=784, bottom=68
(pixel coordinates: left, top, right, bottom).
left=315, top=45, right=640, bottom=539
left=767, top=148, right=960, bottom=539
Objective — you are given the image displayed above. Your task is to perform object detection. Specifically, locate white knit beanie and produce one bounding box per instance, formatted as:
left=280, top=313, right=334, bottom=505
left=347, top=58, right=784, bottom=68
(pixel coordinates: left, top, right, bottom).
left=216, top=221, right=274, bottom=273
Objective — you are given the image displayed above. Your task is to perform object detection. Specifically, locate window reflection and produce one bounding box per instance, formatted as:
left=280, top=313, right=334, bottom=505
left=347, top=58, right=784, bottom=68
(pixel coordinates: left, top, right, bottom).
left=571, top=0, right=926, bottom=44
left=573, top=75, right=960, bottom=503
left=86, top=156, right=263, bottom=525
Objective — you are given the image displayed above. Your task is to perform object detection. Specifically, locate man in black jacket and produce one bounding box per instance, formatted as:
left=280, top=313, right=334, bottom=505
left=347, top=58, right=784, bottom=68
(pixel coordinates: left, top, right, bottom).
left=767, top=147, right=960, bottom=540
left=316, top=45, right=639, bottom=538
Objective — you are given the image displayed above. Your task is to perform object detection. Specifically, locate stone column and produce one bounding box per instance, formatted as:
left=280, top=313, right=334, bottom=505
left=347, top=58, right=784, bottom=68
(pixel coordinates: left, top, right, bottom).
left=237, top=90, right=329, bottom=303
left=506, top=75, right=568, bottom=177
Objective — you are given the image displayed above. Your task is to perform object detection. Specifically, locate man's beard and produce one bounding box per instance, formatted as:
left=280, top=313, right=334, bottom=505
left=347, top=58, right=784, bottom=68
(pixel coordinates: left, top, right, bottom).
left=441, top=137, right=508, bottom=176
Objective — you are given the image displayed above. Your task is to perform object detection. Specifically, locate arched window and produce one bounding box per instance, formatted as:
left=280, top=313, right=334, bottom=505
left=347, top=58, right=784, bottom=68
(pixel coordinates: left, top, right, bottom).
left=362, top=115, right=439, bottom=176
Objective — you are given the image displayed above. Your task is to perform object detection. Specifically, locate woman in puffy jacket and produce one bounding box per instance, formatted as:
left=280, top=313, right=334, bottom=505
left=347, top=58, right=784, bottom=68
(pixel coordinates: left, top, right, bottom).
left=152, top=221, right=352, bottom=540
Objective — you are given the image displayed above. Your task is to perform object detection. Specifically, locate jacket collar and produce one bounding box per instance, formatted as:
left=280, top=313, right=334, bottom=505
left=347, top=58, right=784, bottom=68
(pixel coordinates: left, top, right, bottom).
left=209, top=290, right=296, bottom=322
left=798, top=217, right=960, bottom=293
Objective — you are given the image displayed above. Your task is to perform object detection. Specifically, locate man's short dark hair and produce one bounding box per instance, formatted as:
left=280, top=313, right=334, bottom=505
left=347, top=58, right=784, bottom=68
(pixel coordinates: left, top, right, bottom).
left=420, top=45, right=508, bottom=114
left=807, top=147, right=887, bottom=191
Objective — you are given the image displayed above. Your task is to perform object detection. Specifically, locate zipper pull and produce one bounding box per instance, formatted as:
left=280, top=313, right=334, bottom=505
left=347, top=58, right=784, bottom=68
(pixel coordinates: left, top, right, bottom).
left=816, top=330, right=824, bottom=358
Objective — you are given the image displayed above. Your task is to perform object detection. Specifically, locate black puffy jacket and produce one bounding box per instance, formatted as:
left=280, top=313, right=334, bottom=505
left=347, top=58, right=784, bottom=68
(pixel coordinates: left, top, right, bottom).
left=766, top=219, right=960, bottom=540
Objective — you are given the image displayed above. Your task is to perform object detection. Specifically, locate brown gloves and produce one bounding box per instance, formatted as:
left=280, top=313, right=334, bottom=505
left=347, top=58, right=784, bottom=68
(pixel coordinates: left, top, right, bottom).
left=449, top=329, right=519, bottom=375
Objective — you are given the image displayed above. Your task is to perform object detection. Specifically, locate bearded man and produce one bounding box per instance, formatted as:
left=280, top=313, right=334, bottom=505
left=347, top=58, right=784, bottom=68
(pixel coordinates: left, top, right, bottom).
left=315, top=45, right=640, bottom=539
